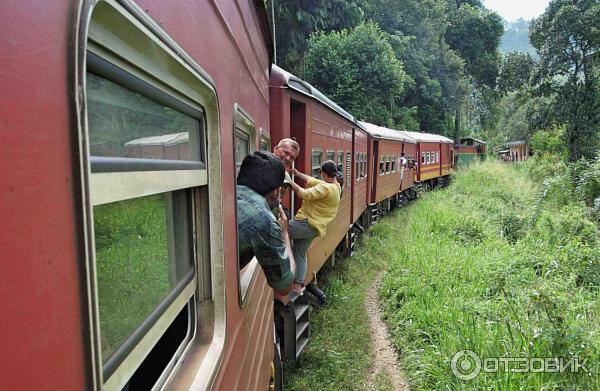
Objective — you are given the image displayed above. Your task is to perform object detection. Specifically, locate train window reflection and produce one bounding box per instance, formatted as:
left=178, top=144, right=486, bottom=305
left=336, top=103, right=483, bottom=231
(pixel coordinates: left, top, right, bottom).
left=94, top=191, right=192, bottom=363
left=87, top=73, right=202, bottom=162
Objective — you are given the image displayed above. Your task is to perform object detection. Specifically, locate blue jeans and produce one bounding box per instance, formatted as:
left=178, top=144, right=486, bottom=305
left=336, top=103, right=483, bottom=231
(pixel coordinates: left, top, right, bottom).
left=289, top=219, right=318, bottom=284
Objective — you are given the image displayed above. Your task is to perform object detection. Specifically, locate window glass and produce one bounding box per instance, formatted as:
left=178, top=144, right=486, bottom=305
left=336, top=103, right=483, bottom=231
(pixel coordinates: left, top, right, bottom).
left=385, top=157, right=390, bottom=173
left=235, top=129, right=250, bottom=175
left=337, top=151, right=344, bottom=173
left=94, top=191, right=192, bottom=362
left=355, top=154, right=360, bottom=180
left=391, top=159, right=396, bottom=172
left=87, top=73, right=202, bottom=162
left=260, top=138, right=269, bottom=151
left=312, top=150, right=322, bottom=178
left=379, top=158, right=384, bottom=175
left=326, top=151, right=335, bottom=162
left=86, top=63, right=202, bottom=383
left=421, top=153, right=425, bottom=164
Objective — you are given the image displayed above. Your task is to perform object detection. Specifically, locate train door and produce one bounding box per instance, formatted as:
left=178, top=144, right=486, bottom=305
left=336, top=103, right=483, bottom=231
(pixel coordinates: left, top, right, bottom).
left=439, top=144, right=443, bottom=176
left=289, top=99, right=307, bottom=214
left=350, top=128, right=356, bottom=223
left=371, top=140, right=379, bottom=202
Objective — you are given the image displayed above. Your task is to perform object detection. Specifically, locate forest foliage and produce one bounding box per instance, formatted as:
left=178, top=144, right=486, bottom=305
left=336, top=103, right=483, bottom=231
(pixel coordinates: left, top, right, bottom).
left=267, top=0, right=600, bottom=161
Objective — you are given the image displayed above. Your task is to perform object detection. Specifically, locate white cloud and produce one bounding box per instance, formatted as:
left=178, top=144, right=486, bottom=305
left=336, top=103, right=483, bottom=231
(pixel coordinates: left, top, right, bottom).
left=482, top=0, right=550, bottom=22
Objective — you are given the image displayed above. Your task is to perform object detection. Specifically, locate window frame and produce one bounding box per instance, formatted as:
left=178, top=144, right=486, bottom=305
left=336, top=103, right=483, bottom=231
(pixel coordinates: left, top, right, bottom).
left=233, top=104, right=261, bottom=308
left=81, top=2, right=225, bottom=389
left=86, top=58, right=204, bottom=386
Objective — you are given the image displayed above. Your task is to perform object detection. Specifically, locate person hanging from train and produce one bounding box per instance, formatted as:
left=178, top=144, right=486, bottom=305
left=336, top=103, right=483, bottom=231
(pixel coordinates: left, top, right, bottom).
left=272, top=138, right=300, bottom=219
left=287, top=160, right=341, bottom=298
left=400, top=152, right=407, bottom=182
left=236, top=151, right=297, bottom=295
left=336, top=171, right=344, bottom=196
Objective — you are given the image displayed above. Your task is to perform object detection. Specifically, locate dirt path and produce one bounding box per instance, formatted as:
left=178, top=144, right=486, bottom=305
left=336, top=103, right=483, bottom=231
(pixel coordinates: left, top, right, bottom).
left=365, top=273, right=409, bottom=391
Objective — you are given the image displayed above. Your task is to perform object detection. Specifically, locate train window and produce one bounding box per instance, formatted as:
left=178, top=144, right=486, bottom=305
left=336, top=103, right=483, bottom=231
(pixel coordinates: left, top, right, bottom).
left=93, top=191, right=193, bottom=359
left=346, top=151, right=352, bottom=188
left=363, top=154, right=368, bottom=178
left=234, top=104, right=262, bottom=307
left=235, top=130, right=250, bottom=174
left=234, top=105, right=256, bottom=176
left=259, top=129, right=271, bottom=151
left=358, top=154, right=362, bottom=178
left=391, top=158, right=396, bottom=173
left=421, top=153, right=425, bottom=164
left=87, top=74, right=204, bottom=163
left=385, top=157, right=391, bottom=174
left=84, top=2, right=224, bottom=389
left=355, top=153, right=360, bottom=180
left=337, top=151, right=344, bottom=174
left=312, top=150, right=323, bottom=178
left=86, top=60, right=205, bottom=389
left=379, top=157, right=385, bottom=175
left=327, top=150, right=335, bottom=162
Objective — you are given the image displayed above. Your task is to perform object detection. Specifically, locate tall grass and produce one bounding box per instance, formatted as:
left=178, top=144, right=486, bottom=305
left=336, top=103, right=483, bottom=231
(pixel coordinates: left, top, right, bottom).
left=283, top=212, right=415, bottom=390
left=380, top=161, right=600, bottom=389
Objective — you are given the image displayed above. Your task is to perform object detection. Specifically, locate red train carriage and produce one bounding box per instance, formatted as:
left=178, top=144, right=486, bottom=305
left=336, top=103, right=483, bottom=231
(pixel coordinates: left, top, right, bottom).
left=360, top=122, right=417, bottom=224
left=1, top=1, right=279, bottom=390
left=401, top=131, right=454, bottom=187
left=269, top=65, right=366, bottom=284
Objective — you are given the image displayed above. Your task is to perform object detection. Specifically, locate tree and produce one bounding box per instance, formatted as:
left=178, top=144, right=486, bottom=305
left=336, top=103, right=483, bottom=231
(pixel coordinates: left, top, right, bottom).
left=497, top=51, right=536, bottom=93
left=445, top=3, right=504, bottom=88
left=530, top=0, right=600, bottom=160
left=267, top=0, right=364, bottom=75
left=363, top=0, right=467, bottom=134
left=304, top=22, right=410, bottom=127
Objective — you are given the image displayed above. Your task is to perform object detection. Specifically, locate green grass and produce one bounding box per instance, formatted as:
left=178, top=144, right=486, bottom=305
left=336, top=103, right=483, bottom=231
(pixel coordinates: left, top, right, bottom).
left=94, top=194, right=172, bottom=360
left=285, top=161, right=599, bottom=390
left=380, top=161, right=600, bottom=390
left=284, top=206, right=418, bottom=390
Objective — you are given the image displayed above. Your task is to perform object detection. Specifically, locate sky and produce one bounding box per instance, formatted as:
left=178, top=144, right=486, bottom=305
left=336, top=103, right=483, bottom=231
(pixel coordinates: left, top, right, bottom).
left=482, top=0, right=550, bottom=22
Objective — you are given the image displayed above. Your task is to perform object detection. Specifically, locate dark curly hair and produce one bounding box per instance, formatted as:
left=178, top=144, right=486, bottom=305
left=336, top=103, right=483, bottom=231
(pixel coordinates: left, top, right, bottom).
left=237, top=151, right=285, bottom=196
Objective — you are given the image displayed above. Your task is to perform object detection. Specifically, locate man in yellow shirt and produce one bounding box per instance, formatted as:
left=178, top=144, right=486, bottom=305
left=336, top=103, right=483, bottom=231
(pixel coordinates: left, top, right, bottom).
left=288, top=160, right=341, bottom=296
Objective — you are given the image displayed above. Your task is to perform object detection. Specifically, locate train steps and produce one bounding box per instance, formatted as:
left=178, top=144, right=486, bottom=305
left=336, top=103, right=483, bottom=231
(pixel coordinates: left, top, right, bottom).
left=274, top=291, right=311, bottom=362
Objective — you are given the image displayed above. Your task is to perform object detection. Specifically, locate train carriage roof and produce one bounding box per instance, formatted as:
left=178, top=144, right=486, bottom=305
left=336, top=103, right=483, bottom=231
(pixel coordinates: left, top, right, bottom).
left=459, top=137, right=487, bottom=145
left=359, top=121, right=416, bottom=143
left=399, top=131, right=453, bottom=144
left=271, top=65, right=364, bottom=130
